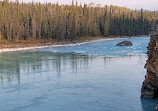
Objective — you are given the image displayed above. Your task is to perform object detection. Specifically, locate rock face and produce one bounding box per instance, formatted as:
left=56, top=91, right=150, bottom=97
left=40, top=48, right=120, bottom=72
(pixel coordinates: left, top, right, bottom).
left=141, top=21, right=158, bottom=99
left=116, top=41, right=132, bottom=46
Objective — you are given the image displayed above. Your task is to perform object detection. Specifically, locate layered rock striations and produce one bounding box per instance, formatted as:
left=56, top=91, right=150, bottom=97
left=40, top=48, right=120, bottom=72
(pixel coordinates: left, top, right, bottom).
left=141, top=21, right=158, bottom=98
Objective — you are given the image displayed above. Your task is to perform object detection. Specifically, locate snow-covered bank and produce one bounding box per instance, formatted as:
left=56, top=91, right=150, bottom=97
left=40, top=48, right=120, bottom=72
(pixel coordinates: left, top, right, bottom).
left=0, top=38, right=122, bottom=53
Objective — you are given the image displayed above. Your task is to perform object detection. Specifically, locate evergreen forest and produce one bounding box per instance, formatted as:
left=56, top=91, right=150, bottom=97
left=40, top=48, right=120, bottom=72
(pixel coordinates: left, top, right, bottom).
left=0, top=0, right=158, bottom=41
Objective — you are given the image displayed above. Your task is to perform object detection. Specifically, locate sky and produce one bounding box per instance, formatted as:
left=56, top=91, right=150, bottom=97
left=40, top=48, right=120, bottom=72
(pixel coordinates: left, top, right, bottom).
left=10, top=0, right=158, bottom=10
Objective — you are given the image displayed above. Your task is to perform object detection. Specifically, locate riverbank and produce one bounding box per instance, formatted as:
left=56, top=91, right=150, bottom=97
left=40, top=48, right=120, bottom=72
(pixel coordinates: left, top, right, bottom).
left=0, top=36, right=149, bottom=53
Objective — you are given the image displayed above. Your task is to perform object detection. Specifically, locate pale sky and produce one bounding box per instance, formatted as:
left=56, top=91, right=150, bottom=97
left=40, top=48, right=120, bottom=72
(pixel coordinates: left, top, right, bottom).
left=10, top=0, right=158, bottom=10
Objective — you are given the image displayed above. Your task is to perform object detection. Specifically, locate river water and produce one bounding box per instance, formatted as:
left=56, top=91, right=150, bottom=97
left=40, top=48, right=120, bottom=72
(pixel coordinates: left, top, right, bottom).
left=0, top=37, right=157, bottom=111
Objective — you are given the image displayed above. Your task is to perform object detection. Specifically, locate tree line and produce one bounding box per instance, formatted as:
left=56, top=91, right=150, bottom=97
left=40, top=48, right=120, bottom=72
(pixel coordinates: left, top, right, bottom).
left=0, top=0, right=158, bottom=41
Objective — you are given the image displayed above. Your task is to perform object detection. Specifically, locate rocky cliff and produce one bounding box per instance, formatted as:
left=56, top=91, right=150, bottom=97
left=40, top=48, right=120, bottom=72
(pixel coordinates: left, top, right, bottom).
left=141, top=21, right=158, bottom=99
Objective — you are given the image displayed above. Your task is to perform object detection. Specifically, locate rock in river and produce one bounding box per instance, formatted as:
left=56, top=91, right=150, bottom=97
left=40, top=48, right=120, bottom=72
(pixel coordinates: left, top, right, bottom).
left=116, top=41, right=133, bottom=46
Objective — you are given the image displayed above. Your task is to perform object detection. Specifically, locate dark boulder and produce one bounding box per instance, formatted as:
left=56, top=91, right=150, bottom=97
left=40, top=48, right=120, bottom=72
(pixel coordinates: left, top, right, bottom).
left=116, top=41, right=133, bottom=46
left=141, top=82, right=155, bottom=98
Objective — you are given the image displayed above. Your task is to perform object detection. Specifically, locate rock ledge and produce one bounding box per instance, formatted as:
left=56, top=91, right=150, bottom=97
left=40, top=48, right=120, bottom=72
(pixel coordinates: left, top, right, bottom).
left=141, top=21, right=158, bottom=99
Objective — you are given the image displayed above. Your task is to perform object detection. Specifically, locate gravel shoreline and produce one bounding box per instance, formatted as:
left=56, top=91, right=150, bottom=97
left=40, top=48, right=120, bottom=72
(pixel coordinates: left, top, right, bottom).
left=0, top=38, right=122, bottom=53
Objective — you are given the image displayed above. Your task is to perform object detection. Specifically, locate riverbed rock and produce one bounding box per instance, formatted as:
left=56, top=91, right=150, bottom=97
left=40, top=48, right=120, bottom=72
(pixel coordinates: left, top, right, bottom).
left=116, top=41, right=132, bottom=46
left=141, top=21, right=158, bottom=107
left=156, top=104, right=158, bottom=110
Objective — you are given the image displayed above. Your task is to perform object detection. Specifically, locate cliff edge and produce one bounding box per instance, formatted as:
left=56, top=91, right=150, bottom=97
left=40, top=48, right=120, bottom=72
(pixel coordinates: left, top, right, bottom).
left=141, top=21, right=158, bottom=98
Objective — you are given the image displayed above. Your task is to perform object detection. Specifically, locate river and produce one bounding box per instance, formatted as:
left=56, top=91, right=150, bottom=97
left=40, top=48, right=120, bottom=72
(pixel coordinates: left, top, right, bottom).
left=0, top=37, right=157, bottom=111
